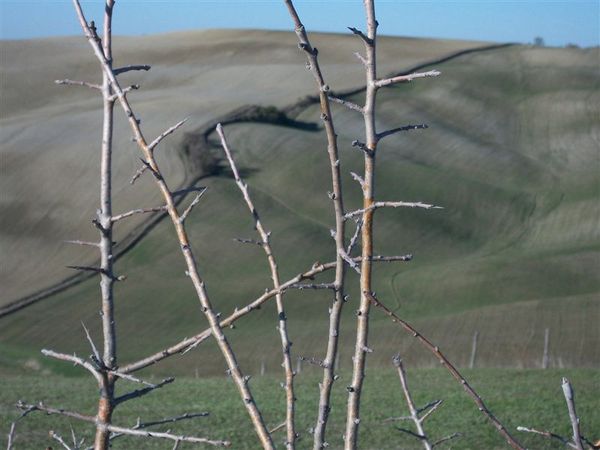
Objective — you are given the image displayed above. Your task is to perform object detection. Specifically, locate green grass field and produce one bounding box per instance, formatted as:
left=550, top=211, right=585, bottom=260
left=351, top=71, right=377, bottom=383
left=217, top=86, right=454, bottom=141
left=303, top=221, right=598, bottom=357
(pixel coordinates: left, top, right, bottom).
left=2, top=369, right=598, bottom=449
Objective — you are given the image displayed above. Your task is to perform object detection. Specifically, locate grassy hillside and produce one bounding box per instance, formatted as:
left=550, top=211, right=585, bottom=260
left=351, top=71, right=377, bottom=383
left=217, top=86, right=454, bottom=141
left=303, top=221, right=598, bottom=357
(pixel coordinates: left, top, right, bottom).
left=2, top=369, right=599, bottom=449
left=0, top=30, right=598, bottom=378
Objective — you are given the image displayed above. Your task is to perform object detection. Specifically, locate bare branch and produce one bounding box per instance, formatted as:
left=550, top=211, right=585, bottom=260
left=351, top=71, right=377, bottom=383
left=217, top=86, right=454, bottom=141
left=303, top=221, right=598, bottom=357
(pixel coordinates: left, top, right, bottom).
left=118, top=255, right=411, bottom=374
left=347, top=26, right=372, bottom=45
left=108, top=369, right=160, bottom=387
left=338, top=247, right=361, bottom=274
left=328, top=96, right=363, bottom=113
left=290, top=283, right=336, bottom=290
left=374, top=70, right=441, bottom=88
left=64, top=240, right=100, bottom=248
left=113, top=64, right=151, bottom=75
left=382, top=416, right=412, bottom=423
left=108, top=412, right=210, bottom=444
left=350, top=173, right=365, bottom=194
left=49, top=430, right=74, bottom=450
left=147, top=118, right=188, bottom=152
left=109, top=84, right=139, bottom=101
left=419, top=400, right=443, bottom=423
left=516, top=427, right=577, bottom=449
left=269, top=422, right=286, bottom=434
left=216, top=123, right=296, bottom=448
left=347, top=218, right=363, bottom=255
left=393, top=355, right=433, bottom=450
left=354, top=52, right=368, bottom=66
left=134, top=412, right=210, bottom=429
left=111, top=205, right=167, bottom=222
left=344, top=201, right=443, bottom=220
left=55, top=79, right=101, bottom=90
left=351, top=139, right=372, bottom=156
left=368, top=294, right=525, bottom=449
left=16, top=401, right=229, bottom=447
left=6, top=422, right=16, bottom=450
left=179, top=188, right=208, bottom=223
left=562, top=378, right=585, bottom=450
left=432, top=433, right=461, bottom=448
left=130, top=165, right=147, bottom=185
left=377, top=124, right=429, bottom=140
left=66, top=265, right=125, bottom=282
left=41, top=349, right=102, bottom=384
left=81, top=322, right=103, bottom=368
left=114, top=377, right=175, bottom=406
left=70, top=2, right=273, bottom=444
left=283, top=4, right=349, bottom=446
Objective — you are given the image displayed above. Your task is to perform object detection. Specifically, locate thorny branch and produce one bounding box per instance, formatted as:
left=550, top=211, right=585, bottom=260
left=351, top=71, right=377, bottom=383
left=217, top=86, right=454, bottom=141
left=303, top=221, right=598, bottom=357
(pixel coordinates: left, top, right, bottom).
left=368, top=293, right=524, bottom=449
left=119, top=255, right=411, bottom=374
left=71, top=1, right=273, bottom=446
left=285, top=3, right=350, bottom=447
left=16, top=402, right=230, bottom=447
left=217, top=123, right=297, bottom=449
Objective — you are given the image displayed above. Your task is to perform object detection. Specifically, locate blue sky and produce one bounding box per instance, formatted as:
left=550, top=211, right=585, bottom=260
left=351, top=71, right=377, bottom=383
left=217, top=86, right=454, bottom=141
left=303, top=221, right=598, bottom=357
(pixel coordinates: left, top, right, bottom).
left=0, top=1, right=598, bottom=47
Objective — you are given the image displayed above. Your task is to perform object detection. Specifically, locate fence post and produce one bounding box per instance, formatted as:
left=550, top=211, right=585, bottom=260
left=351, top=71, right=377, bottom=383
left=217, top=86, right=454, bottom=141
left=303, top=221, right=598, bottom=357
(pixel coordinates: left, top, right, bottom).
left=542, top=328, right=550, bottom=369
left=469, top=331, right=479, bottom=369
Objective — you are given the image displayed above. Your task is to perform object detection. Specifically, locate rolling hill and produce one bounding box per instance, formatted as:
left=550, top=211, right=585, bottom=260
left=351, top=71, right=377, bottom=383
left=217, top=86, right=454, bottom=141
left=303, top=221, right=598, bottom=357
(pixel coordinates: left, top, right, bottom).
left=0, top=30, right=598, bottom=377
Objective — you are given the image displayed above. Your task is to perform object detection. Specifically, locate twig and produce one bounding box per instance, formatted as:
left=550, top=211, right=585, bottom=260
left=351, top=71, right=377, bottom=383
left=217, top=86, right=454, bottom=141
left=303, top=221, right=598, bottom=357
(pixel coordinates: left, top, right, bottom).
left=419, top=400, right=443, bottom=423
left=16, top=402, right=229, bottom=447
left=350, top=172, right=365, bottom=190
left=6, top=422, right=16, bottom=450
left=147, top=118, right=188, bottom=152
left=374, top=70, right=441, bottom=88
left=432, top=433, right=461, bottom=448
left=113, top=64, right=151, bottom=75
left=377, top=124, right=428, bottom=140
left=393, top=355, right=432, bottom=450
left=347, top=26, right=372, bottom=45
left=130, top=165, right=147, bottom=185
left=562, top=378, right=585, bottom=450
left=368, top=294, right=524, bottom=449
left=179, top=188, right=208, bottom=223
left=290, top=283, right=336, bottom=290
left=111, top=205, right=167, bottom=222
left=81, top=322, right=103, bottom=368
left=328, top=95, right=363, bottom=113
left=217, top=123, right=296, bottom=449
left=55, top=79, right=101, bottom=90
left=108, top=84, right=139, bottom=101
left=338, top=248, right=361, bottom=274
left=344, top=201, right=442, bottom=220
left=107, top=412, right=210, bottom=443
left=114, top=377, right=175, bottom=405
left=516, top=426, right=576, bottom=448
left=49, top=430, right=73, bottom=450
left=270, top=422, right=286, bottom=434
left=64, top=240, right=100, bottom=248
left=347, top=218, right=363, bottom=255
left=41, top=349, right=102, bottom=384
left=382, top=416, right=411, bottom=423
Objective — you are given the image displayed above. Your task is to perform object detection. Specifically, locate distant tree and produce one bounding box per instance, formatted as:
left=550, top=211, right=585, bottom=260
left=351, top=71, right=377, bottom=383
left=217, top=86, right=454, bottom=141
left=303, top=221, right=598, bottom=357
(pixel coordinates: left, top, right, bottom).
left=534, top=36, right=545, bottom=47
